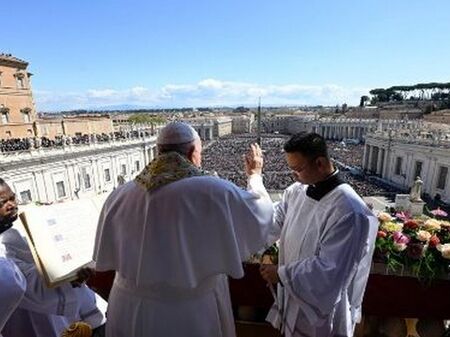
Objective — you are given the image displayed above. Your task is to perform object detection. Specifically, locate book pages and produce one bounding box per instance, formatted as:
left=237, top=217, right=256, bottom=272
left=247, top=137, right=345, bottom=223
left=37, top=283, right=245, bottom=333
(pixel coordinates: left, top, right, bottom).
left=20, top=195, right=106, bottom=287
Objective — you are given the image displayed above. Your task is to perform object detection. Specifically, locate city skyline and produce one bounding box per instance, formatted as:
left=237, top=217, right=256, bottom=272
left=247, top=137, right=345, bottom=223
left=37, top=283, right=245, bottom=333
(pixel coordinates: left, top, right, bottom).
left=3, top=0, right=450, bottom=111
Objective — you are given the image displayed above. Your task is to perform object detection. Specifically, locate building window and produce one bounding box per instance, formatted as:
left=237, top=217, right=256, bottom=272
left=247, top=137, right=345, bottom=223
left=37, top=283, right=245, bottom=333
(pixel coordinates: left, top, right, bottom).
left=22, top=111, right=31, bottom=123
left=436, top=166, right=448, bottom=190
left=135, top=161, right=140, bottom=172
left=414, top=161, right=423, bottom=179
left=395, top=157, right=403, bottom=176
left=16, top=75, right=25, bottom=89
left=121, top=164, right=127, bottom=176
left=82, top=168, right=92, bottom=189
left=104, top=168, right=111, bottom=182
left=56, top=181, right=66, bottom=198
left=1, top=111, right=9, bottom=124
left=19, top=190, right=32, bottom=204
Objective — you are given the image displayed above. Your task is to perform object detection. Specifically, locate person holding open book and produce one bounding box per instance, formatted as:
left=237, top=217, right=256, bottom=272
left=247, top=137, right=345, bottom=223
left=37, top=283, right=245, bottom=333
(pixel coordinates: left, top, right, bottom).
left=0, top=178, right=107, bottom=337
left=93, top=121, right=274, bottom=337
left=0, top=185, right=26, bottom=337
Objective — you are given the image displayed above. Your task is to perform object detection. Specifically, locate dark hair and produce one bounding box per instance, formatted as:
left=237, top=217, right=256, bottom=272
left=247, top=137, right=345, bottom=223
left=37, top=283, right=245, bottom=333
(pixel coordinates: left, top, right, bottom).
left=283, top=133, right=329, bottom=159
left=0, top=178, right=6, bottom=186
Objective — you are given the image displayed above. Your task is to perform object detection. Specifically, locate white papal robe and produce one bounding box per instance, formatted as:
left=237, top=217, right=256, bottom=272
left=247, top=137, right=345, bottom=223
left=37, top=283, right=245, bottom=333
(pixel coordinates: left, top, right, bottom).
left=0, top=227, right=107, bottom=337
left=94, top=175, right=273, bottom=337
left=266, top=183, right=378, bottom=337
left=0, top=249, right=26, bottom=337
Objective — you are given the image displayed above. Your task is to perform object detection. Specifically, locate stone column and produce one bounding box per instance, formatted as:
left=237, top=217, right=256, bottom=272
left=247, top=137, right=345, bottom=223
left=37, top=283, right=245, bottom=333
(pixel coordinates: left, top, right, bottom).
left=143, top=144, right=149, bottom=164
left=369, top=146, right=377, bottom=173
left=366, top=145, right=373, bottom=172
left=382, top=148, right=389, bottom=177
left=362, top=144, right=369, bottom=170
left=376, top=148, right=384, bottom=175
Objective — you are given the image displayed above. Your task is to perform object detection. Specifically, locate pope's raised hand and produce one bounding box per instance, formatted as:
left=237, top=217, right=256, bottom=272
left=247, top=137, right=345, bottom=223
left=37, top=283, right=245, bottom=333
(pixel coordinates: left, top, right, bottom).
left=244, top=143, right=263, bottom=176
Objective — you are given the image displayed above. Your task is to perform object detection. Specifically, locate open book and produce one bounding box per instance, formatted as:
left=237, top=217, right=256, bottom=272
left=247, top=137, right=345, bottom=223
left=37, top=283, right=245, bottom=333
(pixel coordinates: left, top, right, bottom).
left=19, top=195, right=108, bottom=288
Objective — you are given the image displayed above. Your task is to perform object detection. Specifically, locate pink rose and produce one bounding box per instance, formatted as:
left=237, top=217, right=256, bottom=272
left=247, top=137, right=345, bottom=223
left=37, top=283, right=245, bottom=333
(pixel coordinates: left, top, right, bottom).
left=395, top=211, right=411, bottom=222
left=431, top=208, right=448, bottom=218
left=393, top=231, right=410, bottom=244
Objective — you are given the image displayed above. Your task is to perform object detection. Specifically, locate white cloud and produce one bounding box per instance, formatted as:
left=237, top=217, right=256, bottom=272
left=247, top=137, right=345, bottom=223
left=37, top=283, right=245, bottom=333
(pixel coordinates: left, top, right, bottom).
left=34, top=79, right=369, bottom=111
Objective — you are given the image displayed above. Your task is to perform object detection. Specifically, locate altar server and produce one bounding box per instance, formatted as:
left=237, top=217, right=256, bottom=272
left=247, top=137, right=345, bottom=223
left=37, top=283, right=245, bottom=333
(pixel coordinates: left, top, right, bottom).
left=0, top=255, right=26, bottom=337
left=94, top=121, right=273, bottom=337
left=258, top=133, right=378, bottom=337
left=0, top=178, right=107, bottom=337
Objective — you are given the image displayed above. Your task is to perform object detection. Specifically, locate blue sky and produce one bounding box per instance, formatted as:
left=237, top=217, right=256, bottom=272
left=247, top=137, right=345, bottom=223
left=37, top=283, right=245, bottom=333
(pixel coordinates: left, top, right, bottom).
left=3, top=0, right=450, bottom=111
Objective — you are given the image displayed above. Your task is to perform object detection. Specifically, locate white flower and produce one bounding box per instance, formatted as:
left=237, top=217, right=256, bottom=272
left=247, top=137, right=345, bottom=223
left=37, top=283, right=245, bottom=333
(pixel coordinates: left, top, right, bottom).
left=424, top=219, right=441, bottom=231
left=378, top=212, right=393, bottom=222
left=393, top=243, right=407, bottom=252
left=417, top=230, right=432, bottom=242
left=437, top=244, right=450, bottom=259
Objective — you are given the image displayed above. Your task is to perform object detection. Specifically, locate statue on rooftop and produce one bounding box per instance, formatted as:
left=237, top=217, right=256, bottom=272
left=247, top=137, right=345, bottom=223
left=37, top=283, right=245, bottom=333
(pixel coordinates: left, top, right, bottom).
left=410, top=176, right=423, bottom=202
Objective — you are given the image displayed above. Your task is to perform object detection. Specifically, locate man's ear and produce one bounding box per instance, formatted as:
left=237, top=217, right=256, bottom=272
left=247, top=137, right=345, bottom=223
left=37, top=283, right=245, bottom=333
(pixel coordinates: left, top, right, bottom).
left=187, top=145, right=196, bottom=163
left=315, top=156, right=327, bottom=169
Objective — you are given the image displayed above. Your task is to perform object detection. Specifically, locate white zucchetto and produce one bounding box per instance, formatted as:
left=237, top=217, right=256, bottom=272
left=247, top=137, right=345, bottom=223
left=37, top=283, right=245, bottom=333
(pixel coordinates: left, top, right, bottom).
left=157, top=121, right=200, bottom=145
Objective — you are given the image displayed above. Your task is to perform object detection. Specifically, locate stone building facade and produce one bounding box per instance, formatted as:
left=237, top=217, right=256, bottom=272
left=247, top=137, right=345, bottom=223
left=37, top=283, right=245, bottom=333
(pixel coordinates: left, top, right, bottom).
left=424, top=110, right=450, bottom=125
left=363, top=130, right=450, bottom=203
left=231, top=115, right=253, bottom=134
left=213, top=117, right=232, bottom=138
left=0, top=54, right=37, bottom=139
left=0, top=54, right=116, bottom=140
left=38, top=116, right=114, bottom=138
left=312, top=118, right=378, bottom=141
left=0, top=136, right=157, bottom=204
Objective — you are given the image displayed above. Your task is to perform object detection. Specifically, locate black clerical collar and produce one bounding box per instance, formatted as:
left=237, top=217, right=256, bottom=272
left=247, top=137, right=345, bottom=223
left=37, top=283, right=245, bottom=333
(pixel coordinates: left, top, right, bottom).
left=0, top=222, right=13, bottom=235
left=306, top=170, right=345, bottom=201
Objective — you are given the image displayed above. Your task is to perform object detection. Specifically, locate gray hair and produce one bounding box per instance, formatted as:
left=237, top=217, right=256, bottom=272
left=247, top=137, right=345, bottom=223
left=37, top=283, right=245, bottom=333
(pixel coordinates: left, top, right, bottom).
left=157, top=140, right=196, bottom=157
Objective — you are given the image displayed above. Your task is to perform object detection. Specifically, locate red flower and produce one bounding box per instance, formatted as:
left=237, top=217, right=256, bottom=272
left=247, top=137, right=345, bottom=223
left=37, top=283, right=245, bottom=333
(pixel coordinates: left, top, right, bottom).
left=429, top=235, right=440, bottom=248
left=377, top=231, right=387, bottom=238
left=404, top=220, right=419, bottom=230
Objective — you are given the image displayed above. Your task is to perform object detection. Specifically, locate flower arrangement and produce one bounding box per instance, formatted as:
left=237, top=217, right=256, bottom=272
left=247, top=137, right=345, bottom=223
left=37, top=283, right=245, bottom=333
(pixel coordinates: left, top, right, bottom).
left=247, top=243, right=279, bottom=265
left=375, top=208, right=450, bottom=281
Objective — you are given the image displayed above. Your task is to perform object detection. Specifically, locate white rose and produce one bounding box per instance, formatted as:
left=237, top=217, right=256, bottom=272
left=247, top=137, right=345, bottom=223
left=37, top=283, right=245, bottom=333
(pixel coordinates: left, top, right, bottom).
left=437, top=244, right=450, bottom=260
left=424, top=219, right=441, bottom=231
left=393, top=243, right=407, bottom=252
left=417, top=230, right=432, bottom=242
left=378, top=212, right=393, bottom=222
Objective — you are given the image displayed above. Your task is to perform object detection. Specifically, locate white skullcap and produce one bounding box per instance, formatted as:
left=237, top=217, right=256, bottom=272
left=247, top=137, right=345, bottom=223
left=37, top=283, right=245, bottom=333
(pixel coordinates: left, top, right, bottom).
left=157, top=121, right=200, bottom=145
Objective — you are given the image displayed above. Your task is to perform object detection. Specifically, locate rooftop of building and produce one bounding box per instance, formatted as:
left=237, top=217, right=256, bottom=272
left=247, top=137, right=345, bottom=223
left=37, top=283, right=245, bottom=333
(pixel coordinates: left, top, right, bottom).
left=0, top=53, right=28, bottom=67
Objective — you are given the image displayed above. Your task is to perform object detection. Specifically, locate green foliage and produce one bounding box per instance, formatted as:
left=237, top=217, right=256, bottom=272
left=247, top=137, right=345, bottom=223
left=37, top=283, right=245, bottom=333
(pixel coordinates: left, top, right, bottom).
left=369, top=82, right=450, bottom=104
left=359, top=95, right=370, bottom=107
left=128, top=114, right=166, bottom=124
